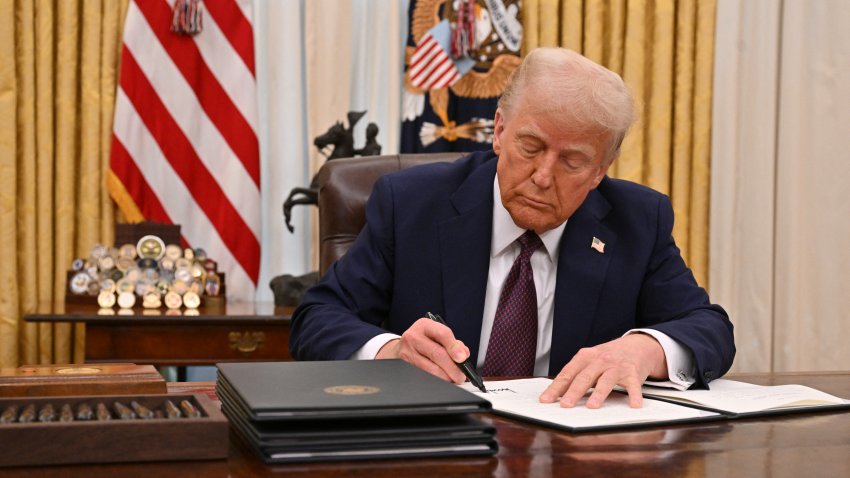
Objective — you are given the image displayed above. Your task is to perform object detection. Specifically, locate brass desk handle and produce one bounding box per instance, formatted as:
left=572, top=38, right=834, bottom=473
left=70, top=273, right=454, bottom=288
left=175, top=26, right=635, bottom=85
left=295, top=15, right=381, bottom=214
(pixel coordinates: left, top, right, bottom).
left=229, top=331, right=266, bottom=354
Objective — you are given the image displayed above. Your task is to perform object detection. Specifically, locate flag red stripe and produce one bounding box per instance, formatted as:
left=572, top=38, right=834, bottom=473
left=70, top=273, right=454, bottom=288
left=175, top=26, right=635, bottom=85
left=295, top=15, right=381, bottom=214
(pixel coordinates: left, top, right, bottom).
left=409, top=38, right=439, bottom=75
left=203, top=0, right=255, bottom=76
left=110, top=136, right=173, bottom=224
left=412, top=53, right=447, bottom=83
left=119, top=48, right=260, bottom=281
left=432, top=67, right=460, bottom=89
left=135, top=0, right=259, bottom=187
left=413, top=55, right=452, bottom=86
left=111, top=142, right=192, bottom=248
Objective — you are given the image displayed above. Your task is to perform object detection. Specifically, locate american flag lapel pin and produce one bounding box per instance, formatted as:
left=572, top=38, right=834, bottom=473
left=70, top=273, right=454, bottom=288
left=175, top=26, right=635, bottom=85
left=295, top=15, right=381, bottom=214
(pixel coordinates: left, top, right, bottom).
left=591, top=237, right=605, bottom=254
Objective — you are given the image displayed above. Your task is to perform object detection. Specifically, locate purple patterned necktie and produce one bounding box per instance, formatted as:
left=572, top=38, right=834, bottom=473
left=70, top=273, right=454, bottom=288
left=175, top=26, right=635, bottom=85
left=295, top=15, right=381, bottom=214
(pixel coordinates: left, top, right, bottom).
left=482, top=230, right=543, bottom=377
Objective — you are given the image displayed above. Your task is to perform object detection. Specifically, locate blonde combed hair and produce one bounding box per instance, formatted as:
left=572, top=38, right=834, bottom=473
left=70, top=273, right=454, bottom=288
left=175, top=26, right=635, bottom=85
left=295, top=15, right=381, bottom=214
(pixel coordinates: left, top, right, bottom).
left=498, top=48, right=635, bottom=162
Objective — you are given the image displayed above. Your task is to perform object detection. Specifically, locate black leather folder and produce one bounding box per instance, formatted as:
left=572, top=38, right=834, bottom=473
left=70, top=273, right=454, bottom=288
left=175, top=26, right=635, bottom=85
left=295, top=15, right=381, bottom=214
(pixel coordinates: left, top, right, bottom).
left=216, top=360, right=491, bottom=421
left=216, top=360, right=497, bottom=463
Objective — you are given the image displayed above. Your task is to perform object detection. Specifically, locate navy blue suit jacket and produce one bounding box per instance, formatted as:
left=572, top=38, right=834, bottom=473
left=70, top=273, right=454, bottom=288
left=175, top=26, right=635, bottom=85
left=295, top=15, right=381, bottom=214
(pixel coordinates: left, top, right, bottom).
left=290, top=151, right=735, bottom=387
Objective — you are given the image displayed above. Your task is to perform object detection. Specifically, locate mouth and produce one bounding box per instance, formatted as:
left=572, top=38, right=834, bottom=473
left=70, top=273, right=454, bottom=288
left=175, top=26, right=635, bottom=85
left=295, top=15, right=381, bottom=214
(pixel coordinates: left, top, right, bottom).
left=519, top=195, right=550, bottom=210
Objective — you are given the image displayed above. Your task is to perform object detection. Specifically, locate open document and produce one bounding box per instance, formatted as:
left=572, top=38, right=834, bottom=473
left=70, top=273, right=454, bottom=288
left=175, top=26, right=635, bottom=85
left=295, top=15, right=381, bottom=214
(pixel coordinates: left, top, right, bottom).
left=460, top=378, right=721, bottom=432
left=639, top=379, right=850, bottom=416
left=460, top=377, right=850, bottom=432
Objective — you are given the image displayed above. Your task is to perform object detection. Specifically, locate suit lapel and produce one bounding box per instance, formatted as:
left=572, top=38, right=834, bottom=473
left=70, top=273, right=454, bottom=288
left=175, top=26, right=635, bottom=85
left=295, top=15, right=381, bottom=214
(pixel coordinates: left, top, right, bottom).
left=438, top=158, right=497, bottom=363
left=549, top=188, right=616, bottom=375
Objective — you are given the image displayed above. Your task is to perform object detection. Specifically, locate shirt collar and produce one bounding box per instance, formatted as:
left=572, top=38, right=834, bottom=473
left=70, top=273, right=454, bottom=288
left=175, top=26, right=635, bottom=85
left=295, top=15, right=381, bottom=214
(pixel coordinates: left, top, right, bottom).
left=491, top=175, right=566, bottom=263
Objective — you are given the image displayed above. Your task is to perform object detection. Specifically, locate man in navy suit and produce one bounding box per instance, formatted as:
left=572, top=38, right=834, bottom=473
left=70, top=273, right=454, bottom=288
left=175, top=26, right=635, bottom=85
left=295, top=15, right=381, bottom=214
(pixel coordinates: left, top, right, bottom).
left=290, top=48, right=735, bottom=408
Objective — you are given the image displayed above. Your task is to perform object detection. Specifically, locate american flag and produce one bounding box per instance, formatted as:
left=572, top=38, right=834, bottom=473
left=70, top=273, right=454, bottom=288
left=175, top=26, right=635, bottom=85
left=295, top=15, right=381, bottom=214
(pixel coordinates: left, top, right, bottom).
left=591, top=237, right=606, bottom=254
left=408, top=20, right=473, bottom=90
left=108, top=0, right=260, bottom=300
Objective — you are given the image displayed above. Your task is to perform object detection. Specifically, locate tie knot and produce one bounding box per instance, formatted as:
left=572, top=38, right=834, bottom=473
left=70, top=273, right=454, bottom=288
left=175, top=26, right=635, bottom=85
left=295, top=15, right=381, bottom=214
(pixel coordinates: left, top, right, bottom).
left=517, top=230, right=543, bottom=255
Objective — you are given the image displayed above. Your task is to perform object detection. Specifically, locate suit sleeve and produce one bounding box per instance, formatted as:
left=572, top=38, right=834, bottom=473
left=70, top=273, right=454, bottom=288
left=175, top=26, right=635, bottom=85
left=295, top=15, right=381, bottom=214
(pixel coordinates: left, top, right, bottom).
left=639, top=195, right=736, bottom=388
left=288, top=176, right=398, bottom=361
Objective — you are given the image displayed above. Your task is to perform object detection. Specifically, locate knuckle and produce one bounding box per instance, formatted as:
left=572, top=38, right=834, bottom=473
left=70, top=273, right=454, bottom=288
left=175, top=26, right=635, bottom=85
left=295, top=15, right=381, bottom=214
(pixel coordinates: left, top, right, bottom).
left=401, top=328, right=417, bottom=342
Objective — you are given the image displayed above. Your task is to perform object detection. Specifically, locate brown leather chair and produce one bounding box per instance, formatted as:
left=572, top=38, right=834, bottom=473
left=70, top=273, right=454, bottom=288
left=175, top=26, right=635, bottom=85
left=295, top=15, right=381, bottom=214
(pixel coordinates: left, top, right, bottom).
left=316, top=153, right=466, bottom=275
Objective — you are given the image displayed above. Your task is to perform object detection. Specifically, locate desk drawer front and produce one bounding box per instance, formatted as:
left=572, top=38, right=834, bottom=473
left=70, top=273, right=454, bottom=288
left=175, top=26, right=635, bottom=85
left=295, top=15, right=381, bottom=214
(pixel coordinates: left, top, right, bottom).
left=85, top=324, right=292, bottom=365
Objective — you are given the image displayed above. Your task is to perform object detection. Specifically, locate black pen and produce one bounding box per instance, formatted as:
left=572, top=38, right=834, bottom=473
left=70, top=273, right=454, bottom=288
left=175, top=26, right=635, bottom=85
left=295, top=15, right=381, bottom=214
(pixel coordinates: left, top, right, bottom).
left=427, top=312, right=487, bottom=393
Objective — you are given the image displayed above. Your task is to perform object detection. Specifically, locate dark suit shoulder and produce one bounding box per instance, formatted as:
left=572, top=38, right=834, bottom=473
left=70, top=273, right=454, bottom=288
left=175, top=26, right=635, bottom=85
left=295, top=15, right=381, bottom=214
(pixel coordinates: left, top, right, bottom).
left=596, top=176, right=668, bottom=206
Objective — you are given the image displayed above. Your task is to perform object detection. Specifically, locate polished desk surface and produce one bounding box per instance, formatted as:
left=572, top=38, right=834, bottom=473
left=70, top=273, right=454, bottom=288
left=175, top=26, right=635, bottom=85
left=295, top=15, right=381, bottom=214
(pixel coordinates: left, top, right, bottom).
left=4, top=372, right=850, bottom=477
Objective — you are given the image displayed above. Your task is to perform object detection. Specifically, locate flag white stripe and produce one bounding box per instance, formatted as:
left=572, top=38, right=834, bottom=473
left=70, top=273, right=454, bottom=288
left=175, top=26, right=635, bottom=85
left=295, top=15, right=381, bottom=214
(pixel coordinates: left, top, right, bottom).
left=234, top=0, right=253, bottom=26
left=432, top=70, right=460, bottom=89
left=411, top=52, right=449, bottom=86
left=410, top=35, right=438, bottom=65
left=421, top=60, right=454, bottom=88
left=409, top=38, right=440, bottom=77
left=191, top=7, right=258, bottom=132
left=123, top=2, right=260, bottom=240
left=113, top=89, right=255, bottom=300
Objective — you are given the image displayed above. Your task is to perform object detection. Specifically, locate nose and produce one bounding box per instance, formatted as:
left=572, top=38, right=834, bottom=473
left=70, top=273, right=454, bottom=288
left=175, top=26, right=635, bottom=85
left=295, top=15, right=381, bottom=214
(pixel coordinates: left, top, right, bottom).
left=530, top=152, right=557, bottom=188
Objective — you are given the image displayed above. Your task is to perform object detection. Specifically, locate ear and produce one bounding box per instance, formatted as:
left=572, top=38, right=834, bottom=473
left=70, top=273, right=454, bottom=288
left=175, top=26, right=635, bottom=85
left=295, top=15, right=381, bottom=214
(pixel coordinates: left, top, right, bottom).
left=493, top=109, right=505, bottom=155
left=591, top=159, right=612, bottom=189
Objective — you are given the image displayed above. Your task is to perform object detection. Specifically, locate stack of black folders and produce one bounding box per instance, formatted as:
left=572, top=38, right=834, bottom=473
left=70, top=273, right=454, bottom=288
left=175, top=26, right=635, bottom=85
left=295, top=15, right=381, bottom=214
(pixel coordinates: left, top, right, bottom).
left=216, top=360, right=497, bottom=463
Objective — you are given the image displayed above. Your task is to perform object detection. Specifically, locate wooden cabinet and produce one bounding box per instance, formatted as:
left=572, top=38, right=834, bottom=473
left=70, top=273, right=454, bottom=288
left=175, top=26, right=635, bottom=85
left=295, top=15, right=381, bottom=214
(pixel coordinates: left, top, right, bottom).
left=24, top=302, right=292, bottom=366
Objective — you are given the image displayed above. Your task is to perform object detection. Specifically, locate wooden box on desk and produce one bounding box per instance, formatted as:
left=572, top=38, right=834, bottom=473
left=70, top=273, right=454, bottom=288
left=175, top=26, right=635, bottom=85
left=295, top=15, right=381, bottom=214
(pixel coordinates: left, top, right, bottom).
left=0, top=393, right=227, bottom=467
left=0, top=363, right=167, bottom=397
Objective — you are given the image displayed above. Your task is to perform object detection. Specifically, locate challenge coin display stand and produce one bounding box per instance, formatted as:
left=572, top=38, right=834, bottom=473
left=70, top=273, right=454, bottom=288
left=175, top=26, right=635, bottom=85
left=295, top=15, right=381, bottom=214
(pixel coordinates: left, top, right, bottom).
left=65, top=222, right=226, bottom=310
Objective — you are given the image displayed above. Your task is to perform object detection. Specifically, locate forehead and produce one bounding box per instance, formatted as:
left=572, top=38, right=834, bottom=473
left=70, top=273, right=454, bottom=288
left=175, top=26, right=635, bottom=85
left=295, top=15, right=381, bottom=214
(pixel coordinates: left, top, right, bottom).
left=510, top=119, right=607, bottom=159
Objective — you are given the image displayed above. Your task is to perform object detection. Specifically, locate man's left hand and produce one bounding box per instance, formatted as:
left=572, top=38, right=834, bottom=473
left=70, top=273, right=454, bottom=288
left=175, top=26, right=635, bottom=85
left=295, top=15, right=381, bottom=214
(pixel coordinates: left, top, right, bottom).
left=539, top=333, right=667, bottom=409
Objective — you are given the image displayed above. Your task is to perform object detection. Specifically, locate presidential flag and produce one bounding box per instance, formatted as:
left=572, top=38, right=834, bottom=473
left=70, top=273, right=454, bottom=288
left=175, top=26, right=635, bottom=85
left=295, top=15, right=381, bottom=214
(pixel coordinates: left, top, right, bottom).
left=108, top=0, right=260, bottom=300
left=401, top=0, right=522, bottom=153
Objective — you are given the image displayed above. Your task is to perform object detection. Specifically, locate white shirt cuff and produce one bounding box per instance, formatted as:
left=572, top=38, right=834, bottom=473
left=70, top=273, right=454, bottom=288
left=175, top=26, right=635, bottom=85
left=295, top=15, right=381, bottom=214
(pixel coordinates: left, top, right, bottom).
left=626, top=328, right=696, bottom=390
left=349, top=333, right=401, bottom=360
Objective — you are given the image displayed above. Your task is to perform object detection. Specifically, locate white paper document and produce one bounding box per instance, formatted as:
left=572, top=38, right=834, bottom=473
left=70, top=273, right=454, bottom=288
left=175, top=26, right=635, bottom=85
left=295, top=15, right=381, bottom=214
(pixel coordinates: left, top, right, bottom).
left=639, top=379, right=849, bottom=415
left=460, top=378, right=720, bottom=431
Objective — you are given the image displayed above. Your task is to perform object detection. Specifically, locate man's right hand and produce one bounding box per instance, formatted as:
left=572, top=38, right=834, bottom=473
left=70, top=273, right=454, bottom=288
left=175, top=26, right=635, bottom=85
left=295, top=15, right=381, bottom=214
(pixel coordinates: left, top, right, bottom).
left=375, top=317, right=470, bottom=384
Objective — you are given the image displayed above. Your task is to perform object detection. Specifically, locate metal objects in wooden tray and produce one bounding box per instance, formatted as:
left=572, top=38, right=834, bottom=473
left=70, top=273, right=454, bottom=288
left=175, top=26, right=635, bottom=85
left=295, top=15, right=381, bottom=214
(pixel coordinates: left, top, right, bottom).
left=0, top=393, right=227, bottom=467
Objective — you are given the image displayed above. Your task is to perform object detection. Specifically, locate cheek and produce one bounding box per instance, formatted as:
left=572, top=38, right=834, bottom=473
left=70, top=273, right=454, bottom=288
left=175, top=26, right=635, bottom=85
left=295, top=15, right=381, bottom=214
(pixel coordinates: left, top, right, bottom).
left=554, top=177, right=596, bottom=212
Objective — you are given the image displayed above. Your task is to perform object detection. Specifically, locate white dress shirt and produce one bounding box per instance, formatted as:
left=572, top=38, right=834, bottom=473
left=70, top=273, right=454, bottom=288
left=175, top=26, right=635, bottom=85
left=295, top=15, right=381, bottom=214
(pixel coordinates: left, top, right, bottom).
left=353, top=176, right=696, bottom=390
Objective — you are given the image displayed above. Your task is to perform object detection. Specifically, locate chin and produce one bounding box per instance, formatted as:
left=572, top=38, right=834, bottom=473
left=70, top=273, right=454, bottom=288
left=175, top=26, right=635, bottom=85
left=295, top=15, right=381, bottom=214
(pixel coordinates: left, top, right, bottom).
left=508, top=210, right=553, bottom=233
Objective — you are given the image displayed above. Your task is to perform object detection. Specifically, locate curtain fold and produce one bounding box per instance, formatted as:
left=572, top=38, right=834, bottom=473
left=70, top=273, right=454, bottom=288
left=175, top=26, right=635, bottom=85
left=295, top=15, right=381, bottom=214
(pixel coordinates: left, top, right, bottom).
left=0, top=0, right=126, bottom=367
left=523, top=0, right=715, bottom=286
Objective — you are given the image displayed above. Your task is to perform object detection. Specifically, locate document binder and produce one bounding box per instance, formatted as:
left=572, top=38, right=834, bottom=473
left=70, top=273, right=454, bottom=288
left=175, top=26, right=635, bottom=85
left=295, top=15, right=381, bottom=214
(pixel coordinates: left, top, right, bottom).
left=216, top=360, right=496, bottom=463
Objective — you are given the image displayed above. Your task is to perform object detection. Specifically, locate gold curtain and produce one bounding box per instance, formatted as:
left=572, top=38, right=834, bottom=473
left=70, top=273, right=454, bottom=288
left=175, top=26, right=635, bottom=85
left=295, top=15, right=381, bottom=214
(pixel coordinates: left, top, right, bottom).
left=522, top=0, right=716, bottom=286
left=0, top=0, right=127, bottom=367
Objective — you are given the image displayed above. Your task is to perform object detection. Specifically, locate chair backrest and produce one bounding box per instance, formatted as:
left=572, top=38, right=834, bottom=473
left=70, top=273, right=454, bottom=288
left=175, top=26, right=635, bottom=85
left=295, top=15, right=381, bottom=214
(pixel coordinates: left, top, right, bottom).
left=317, top=152, right=466, bottom=275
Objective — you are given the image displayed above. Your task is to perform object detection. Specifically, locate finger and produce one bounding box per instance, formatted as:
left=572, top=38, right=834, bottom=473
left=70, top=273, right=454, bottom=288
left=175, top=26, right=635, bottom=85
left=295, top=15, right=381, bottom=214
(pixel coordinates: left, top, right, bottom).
left=540, top=372, right=572, bottom=403
left=398, top=343, right=454, bottom=382
left=414, top=320, right=468, bottom=382
left=585, top=370, right=619, bottom=409
left=622, top=375, right=644, bottom=408
left=419, top=338, right=466, bottom=383
left=540, top=354, right=592, bottom=402
left=560, top=366, right=604, bottom=408
left=398, top=325, right=458, bottom=382
left=446, top=340, right=470, bottom=363
left=420, top=319, right=465, bottom=359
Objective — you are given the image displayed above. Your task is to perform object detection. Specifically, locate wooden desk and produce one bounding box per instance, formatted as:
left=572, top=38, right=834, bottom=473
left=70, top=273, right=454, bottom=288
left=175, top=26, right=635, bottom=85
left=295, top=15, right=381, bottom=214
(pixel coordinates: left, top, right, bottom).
left=24, top=302, right=292, bottom=366
left=5, top=372, right=850, bottom=477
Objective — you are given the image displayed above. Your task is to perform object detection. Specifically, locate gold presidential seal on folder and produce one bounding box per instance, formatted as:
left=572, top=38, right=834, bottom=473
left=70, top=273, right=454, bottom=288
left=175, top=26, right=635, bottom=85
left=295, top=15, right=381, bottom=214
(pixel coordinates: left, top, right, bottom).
left=323, top=385, right=381, bottom=396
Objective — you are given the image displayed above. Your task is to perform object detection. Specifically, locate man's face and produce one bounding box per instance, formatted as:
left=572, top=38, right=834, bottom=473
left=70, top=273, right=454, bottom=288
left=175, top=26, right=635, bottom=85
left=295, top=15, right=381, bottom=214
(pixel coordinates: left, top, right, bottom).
left=493, top=100, right=613, bottom=233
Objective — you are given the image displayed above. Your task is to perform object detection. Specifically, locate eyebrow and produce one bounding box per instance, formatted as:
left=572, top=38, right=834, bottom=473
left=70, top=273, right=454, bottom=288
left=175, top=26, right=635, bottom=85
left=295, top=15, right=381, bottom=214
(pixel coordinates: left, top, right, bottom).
left=514, top=126, right=596, bottom=158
